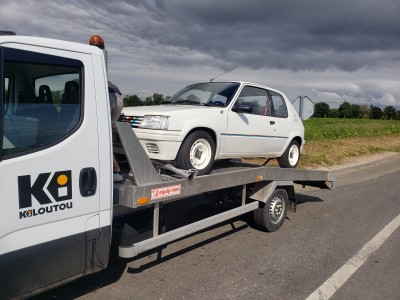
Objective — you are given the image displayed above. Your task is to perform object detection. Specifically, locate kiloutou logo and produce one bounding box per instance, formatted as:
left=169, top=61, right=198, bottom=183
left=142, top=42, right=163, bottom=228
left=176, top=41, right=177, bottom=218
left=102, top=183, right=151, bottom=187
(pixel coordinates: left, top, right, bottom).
left=18, top=171, right=73, bottom=219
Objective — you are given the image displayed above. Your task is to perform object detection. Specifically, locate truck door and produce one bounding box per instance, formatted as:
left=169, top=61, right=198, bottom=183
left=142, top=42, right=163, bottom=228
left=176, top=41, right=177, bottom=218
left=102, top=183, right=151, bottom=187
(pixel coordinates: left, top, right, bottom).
left=0, top=45, right=109, bottom=298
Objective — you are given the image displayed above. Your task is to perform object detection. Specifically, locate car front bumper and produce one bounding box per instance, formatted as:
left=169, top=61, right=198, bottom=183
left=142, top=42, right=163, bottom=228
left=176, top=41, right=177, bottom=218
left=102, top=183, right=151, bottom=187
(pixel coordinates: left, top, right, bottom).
left=134, top=128, right=182, bottom=160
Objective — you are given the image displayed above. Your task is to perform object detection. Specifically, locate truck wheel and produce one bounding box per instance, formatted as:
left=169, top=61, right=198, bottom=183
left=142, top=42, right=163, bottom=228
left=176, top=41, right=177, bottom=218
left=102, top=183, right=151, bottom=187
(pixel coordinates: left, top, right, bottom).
left=176, top=130, right=216, bottom=176
left=253, top=189, right=288, bottom=232
left=278, top=140, right=300, bottom=168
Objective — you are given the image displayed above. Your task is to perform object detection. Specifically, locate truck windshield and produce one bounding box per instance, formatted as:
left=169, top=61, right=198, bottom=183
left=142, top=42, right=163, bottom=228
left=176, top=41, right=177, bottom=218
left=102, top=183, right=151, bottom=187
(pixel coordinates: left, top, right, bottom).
left=167, top=82, right=240, bottom=107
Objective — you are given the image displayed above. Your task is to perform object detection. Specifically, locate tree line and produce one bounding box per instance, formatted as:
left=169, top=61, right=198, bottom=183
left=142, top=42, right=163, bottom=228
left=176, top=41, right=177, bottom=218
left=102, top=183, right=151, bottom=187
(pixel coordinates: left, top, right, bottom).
left=123, top=93, right=169, bottom=107
left=123, top=93, right=400, bottom=120
left=312, top=101, right=399, bottom=120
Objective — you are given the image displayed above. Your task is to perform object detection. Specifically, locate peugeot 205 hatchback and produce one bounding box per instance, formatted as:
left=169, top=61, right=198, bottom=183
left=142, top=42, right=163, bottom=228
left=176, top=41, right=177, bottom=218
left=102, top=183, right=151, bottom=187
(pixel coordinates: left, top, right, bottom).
left=120, top=81, right=306, bottom=175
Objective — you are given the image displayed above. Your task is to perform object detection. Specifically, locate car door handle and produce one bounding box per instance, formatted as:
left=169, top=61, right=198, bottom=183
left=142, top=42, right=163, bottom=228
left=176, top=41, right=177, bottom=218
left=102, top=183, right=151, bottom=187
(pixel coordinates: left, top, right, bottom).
left=79, top=167, right=97, bottom=197
left=270, top=121, right=275, bottom=125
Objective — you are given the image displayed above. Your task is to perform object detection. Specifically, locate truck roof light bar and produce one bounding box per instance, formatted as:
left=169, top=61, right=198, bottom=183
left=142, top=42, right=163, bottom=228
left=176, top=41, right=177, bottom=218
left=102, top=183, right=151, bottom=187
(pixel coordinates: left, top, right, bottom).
left=89, top=34, right=105, bottom=49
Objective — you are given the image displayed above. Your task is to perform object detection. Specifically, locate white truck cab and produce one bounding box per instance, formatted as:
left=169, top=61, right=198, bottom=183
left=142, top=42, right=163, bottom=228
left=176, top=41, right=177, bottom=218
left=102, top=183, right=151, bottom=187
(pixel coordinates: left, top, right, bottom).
left=0, top=33, right=114, bottom=298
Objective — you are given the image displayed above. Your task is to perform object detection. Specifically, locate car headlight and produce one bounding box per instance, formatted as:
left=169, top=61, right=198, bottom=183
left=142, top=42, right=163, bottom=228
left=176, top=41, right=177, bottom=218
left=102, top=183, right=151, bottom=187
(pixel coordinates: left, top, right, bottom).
left=139, top=115, right=169, bottom=130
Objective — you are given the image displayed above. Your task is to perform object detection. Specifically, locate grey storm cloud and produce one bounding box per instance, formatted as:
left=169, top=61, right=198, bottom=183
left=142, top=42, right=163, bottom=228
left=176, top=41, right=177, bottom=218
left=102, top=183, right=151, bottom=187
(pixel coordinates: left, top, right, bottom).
left=128, top=0, right=400, bottom=71
left=0, top=0, right=399, bottom=107
left=2, top=0, right=399, bottom=72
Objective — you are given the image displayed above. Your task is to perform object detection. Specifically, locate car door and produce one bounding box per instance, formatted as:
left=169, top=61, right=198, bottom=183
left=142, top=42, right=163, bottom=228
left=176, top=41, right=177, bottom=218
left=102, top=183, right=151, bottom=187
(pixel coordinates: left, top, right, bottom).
left=222, top=85, right=277, bottom=157
left=268, top=90, right=292, bottom=153
left=0, top=45, right=103, bottom=298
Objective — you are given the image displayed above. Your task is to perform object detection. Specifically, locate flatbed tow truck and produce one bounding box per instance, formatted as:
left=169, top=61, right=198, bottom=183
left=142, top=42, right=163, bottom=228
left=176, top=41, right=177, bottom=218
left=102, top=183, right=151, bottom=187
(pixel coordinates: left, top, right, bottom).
left=0, top=32, right=334, bottom=299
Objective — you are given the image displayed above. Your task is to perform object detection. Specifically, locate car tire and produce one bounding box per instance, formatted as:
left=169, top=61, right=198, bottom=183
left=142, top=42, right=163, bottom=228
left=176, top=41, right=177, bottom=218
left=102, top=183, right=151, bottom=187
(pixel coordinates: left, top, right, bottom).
left=278, top=140, right=300, bottom=168
left=176, top=130, right=216, bottom=176
left=253, top=189, right=289, bottom=232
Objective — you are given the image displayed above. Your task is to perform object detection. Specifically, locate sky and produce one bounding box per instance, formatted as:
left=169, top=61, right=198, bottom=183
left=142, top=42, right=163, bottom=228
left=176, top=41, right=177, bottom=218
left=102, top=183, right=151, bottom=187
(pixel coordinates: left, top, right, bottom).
left=0, top=0, right=399, bottom=108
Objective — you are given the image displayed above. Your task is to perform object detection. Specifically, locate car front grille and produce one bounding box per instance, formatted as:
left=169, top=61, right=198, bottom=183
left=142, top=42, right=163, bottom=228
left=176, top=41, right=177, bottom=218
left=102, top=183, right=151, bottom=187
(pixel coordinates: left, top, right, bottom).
left=118, top=115, right=144, bottom=128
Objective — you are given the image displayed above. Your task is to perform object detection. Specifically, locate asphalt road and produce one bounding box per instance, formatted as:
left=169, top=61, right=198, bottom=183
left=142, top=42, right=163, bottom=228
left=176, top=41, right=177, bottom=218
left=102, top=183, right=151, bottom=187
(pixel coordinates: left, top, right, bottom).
left=36, top=154, right=400, bottom=300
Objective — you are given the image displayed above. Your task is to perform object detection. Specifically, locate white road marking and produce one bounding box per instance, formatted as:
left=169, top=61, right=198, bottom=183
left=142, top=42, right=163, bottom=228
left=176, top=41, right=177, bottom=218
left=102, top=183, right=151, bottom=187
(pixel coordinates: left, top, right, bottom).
left=306, top=214, right=400, bottom=300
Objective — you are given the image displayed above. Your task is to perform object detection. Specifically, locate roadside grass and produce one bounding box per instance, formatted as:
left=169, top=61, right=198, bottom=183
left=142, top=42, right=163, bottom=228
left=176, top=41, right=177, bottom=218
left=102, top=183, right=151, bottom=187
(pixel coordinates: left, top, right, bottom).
left=246, top=119, right=400, bottom=168
left=300, top=118, right=400, bottom=168
left=299, top=134, right=400, bottom=168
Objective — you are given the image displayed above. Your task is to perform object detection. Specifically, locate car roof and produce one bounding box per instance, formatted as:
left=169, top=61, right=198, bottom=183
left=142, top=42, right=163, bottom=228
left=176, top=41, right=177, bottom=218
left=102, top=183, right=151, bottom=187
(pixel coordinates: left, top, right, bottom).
left=196, top=81, right=285, bottom=95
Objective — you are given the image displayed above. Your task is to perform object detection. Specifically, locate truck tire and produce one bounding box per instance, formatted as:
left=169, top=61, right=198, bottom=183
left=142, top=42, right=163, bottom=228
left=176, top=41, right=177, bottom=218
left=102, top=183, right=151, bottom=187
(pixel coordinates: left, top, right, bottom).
left=278, top=140, right=300, bottom=168
left=253, top=189, right=288, bottom=232
left=176, top=130, right=216, bottom=176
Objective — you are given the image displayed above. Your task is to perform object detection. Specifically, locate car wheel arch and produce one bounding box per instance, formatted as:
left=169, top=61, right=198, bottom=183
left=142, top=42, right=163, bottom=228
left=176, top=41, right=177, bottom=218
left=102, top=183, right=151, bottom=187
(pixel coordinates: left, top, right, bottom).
left=292, top=136, right=303, bottom=147
left=277, top=135, right=303, bottom=158
left=174, top=129, right=217, bottom=175
left=179, top=127, right=218, bottom=158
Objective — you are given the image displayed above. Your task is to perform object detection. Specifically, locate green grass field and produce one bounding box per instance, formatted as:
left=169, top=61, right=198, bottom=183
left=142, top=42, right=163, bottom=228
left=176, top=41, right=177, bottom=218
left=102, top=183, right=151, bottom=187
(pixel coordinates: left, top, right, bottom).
left=304, top=118, right=400, bottom=141
left=297, top=118, right=400, bottom=168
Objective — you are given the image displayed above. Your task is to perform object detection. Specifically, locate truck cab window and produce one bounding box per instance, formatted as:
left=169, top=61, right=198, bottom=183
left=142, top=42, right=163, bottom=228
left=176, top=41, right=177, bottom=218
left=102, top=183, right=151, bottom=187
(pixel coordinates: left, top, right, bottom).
left=1, top=49, right=83, bottom=159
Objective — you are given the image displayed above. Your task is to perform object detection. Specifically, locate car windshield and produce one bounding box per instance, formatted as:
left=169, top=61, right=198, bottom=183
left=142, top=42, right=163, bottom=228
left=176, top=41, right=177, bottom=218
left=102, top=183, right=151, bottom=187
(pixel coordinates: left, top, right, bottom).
left=166, top=82, right=240, bottom=107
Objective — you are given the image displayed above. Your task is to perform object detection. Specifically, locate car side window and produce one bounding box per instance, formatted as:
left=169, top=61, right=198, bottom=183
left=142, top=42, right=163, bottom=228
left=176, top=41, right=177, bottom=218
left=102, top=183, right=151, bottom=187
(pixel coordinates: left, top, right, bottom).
left=269, top=91, right=288, bottom=118
left=1, top=48, right=83, bottom=159
left=234, top=86, right=271, bottom=116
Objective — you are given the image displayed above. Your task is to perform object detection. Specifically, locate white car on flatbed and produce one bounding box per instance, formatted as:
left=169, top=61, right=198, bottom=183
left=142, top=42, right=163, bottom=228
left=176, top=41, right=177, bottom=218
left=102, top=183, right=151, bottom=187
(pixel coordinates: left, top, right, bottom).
left=120, top=81, right=306, bottom=175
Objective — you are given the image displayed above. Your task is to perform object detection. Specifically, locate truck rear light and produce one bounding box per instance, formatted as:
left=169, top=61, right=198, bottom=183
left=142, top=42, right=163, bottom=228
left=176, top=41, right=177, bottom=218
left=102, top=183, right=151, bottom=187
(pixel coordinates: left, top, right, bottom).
left=137, top=197, right=149, bottom=205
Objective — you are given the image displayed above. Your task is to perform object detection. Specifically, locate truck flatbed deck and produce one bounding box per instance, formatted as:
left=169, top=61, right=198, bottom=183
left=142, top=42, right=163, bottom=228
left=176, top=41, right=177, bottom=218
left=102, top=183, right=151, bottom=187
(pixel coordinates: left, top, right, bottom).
left=113, top=123, right=335, bottom=258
